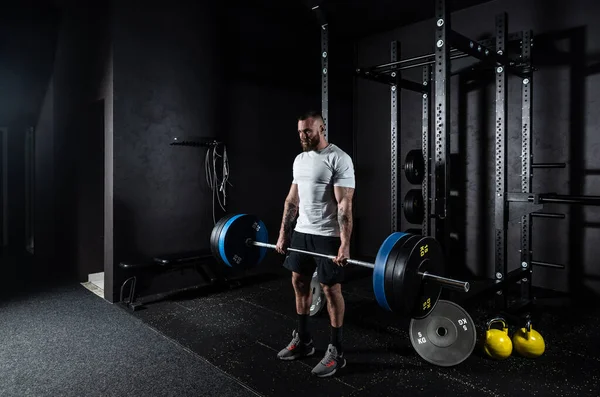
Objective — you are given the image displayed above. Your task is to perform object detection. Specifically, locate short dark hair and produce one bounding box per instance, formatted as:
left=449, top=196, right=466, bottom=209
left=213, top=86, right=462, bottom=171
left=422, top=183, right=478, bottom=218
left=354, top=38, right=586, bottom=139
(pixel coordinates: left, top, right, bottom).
left=298, top=110, right=323, bottom=122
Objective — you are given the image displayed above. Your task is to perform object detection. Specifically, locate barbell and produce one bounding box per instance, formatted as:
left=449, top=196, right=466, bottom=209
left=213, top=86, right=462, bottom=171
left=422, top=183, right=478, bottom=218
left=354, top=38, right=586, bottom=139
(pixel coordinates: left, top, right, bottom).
left=210, top=213, right=470, bottom=319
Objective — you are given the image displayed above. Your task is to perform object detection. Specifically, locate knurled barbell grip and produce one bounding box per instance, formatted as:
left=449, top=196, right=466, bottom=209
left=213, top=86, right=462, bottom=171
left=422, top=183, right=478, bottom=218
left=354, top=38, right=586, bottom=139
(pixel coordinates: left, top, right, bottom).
left=248, top=239, right=469, bottom=292
left=249, top=240, right=375, bottom=268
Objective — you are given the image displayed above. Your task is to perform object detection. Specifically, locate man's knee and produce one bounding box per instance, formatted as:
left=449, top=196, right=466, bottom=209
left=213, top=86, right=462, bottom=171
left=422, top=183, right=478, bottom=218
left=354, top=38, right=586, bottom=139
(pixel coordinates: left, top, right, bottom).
left=292, top=272, right=311, bottom=294
left=322, top=283, right=341, bottom=299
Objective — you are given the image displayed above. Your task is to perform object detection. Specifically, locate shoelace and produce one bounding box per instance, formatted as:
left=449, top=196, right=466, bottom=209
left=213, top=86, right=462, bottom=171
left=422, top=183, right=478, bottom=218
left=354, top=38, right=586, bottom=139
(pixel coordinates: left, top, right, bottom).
left=321, top=349, right=337, bottom=365
left=287, top=334, right=301, bottom=349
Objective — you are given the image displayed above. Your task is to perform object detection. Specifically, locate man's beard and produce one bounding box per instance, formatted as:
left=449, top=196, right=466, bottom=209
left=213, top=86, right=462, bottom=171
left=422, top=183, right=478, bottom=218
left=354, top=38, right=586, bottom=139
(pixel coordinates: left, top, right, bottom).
left=301, top=136, right=320, bottom=152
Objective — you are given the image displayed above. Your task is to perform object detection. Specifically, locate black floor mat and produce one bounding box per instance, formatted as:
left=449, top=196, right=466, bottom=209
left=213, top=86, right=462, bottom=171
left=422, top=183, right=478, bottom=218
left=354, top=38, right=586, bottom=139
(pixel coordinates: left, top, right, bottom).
left=0, top=282, right=260, bottom=397
left=127, top=267, right=600, bottom=397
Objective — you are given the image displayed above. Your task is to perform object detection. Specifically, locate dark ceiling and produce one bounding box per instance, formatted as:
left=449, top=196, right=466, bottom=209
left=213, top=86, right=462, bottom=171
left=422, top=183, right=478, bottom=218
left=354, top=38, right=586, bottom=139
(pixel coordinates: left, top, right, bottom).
left=0, top=0, right=496, bottom=130
left=295, top=0, right=497, bottom=39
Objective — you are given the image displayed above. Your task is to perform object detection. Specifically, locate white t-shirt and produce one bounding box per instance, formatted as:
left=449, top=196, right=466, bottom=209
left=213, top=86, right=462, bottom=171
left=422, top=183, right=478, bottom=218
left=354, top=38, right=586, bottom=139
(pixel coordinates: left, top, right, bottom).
left=292, top=143, right=355, bottom=237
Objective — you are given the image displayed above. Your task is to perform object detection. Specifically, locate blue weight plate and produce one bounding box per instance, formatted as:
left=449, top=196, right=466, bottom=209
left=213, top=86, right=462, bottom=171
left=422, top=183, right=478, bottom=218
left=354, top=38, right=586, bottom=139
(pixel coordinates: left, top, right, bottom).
left=373, top=232, right=408, bottom=312
left=218, top=214, right=269, bottom=269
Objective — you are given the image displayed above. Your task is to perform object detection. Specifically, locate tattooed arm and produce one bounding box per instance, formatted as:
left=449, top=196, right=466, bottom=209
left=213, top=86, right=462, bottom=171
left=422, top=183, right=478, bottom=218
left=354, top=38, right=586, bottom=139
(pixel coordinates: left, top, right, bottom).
left=276, top=183, right=299, bottom=254
left=333, top=186, right=355, bottom=265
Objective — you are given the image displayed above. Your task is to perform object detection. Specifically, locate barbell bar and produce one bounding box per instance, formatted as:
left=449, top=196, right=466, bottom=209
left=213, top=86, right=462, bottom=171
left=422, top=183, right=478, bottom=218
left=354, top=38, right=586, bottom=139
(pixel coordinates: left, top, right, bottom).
left=210, top=213, right=471, bottom=319
left=249, top=240, right=469, bottom=293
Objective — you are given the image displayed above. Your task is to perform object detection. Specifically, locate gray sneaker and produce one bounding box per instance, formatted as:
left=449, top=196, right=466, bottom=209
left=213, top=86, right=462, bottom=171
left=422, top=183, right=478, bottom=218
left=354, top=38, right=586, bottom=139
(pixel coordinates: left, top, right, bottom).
left=277, top=330, right=315, bottom=361
left=311, top=344, right=346, bottom=377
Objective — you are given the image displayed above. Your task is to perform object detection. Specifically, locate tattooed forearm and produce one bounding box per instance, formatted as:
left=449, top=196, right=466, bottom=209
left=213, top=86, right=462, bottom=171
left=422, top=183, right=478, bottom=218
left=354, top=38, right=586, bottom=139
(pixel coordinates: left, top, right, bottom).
left=338, top=201, right=353, bottom=246
left=280, top=200, right=298, bottom=236
left=334, top=186, right=355, bottom=246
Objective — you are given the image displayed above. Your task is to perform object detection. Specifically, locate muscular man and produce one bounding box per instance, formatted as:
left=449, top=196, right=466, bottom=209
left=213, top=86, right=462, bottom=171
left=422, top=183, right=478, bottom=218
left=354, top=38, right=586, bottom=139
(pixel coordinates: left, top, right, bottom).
left=275, top=110, right=355, bottom=378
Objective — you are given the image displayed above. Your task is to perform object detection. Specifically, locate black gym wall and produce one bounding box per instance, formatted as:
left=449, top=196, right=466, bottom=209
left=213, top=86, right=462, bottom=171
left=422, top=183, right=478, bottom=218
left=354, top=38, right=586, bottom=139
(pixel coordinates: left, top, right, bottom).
left=108, top=0, right=355, bottom=301
left=354, top=0, right=600, bottom=295
left=32, top=3, right=111, bottom=283
left=0, top=5, right=59, bottom=287
left=110, top=1, right=224, bottom=301
left=0, top=8, right=58, bottom=251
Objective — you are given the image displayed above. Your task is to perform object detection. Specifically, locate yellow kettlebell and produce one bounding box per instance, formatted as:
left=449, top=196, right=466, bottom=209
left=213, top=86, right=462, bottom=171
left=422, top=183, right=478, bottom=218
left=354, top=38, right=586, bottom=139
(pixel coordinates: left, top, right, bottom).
left=512, top=320, right=545, bottom=358
left=483, top=318, right=513, bottom=360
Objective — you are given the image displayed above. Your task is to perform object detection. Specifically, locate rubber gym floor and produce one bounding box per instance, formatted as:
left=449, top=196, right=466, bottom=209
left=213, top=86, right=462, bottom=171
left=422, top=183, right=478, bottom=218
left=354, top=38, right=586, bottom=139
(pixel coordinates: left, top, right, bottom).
left=1, top=263, right=598, bottom=397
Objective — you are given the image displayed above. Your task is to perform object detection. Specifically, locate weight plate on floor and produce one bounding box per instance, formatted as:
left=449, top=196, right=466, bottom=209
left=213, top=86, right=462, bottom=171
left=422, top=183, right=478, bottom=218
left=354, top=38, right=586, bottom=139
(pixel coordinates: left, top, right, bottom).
left=404, top=149, right=425, bottom=184
left=392, top=236, right=444, bottom=319
left=309, top=271, right=325, bottom=317
left=373, top=232, right=408, bottom=312
left=409, top=300, right=476, bottom=367
left=218, top=214, right=269, bottom=269
left=403, top=189, right=424, bottom=224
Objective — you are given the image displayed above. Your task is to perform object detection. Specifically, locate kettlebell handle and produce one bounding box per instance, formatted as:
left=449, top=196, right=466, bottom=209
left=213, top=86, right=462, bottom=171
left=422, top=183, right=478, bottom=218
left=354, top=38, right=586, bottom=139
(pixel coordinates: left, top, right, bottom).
left=486, top=317, right=508, bottom=330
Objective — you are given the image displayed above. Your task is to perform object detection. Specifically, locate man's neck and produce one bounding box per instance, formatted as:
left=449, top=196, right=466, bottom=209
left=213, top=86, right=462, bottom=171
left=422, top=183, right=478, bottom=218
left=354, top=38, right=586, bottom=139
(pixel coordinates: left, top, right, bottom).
left=316, top=140, right=330, bottom=151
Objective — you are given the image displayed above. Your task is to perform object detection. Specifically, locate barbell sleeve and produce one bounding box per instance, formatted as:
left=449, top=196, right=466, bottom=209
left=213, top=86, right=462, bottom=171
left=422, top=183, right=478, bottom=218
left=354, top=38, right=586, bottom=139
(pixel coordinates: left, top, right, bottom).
left=248, top=239, right=468, bottom=292
left=420, top=272, right=470, bottom=292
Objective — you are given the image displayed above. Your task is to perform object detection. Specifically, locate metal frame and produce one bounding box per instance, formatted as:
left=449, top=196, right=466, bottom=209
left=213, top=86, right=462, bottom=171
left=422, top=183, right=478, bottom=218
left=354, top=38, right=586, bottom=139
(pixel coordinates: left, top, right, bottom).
left=347, top=0, right=600, bottom=314
left=422, top=65, right=431, bottom=236
left=312, top=4, right=329, bottom=139
left=321, top=22, right=329, bottom=140
left=433, top=12, right=537, bottom=312
left=355, top=69, right=428, bottom=93
left=352, top=0, right=531, bottom=312
left=433, top=0, right=450, bottom=247
left=494, top=13, right=508, bottom=308
left=391, top=41, right=400, bottom=232
left=520, top=30, right=533, bottom=304
left=359, top=33, right=523, bottom=75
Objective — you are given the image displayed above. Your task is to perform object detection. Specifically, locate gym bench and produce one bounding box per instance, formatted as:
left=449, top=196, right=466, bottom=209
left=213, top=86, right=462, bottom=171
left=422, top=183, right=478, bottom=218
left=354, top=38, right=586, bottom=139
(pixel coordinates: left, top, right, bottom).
left=119, top=249, right=222, bottom=311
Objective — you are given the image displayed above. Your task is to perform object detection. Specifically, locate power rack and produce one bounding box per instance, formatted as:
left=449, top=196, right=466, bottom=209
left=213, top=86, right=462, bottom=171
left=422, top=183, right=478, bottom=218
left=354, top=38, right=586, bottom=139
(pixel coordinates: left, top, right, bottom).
left=311, top=0, right=600, bottom=315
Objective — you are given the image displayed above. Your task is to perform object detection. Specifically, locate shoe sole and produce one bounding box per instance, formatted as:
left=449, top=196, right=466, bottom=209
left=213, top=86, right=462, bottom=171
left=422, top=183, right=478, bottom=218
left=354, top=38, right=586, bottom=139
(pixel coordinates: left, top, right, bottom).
left=313, top=359, right=347, bottom=378
left=278, top=347, right=315, bottom=361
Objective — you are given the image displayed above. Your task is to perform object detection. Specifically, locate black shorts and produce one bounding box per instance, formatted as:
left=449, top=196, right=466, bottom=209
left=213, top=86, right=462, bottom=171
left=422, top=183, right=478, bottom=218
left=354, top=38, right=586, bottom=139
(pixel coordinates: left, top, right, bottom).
left=282, top=231, right=344, bottom=286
